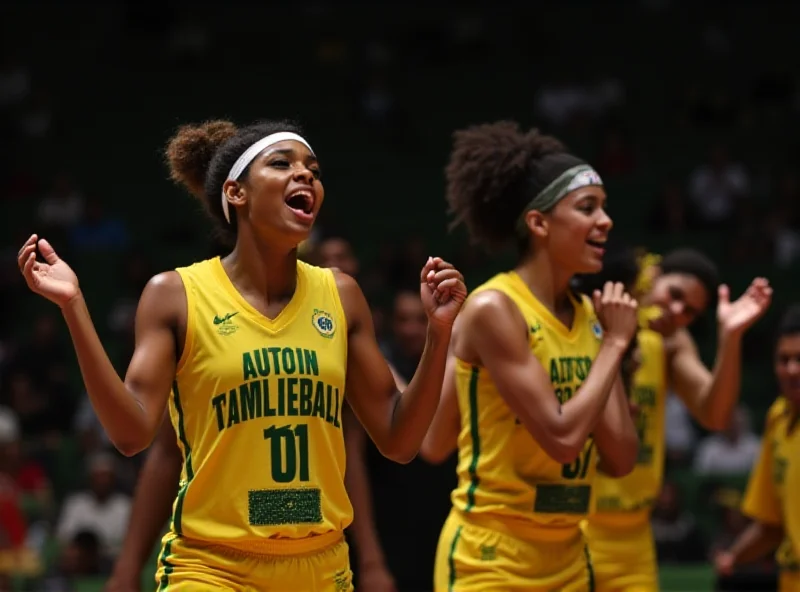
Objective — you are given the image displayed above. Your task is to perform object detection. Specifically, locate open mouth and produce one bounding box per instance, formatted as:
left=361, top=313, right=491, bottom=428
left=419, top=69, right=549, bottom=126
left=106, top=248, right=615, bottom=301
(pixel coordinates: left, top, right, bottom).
left=284, top=190, right=315, bottom=216
left=586, top=239, right=606, bottom=250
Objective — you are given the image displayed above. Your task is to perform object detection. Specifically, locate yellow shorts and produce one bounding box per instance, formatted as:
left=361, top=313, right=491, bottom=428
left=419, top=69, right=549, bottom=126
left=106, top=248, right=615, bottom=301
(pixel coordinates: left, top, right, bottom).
left=781, top=569, right=800, bottom=592
left=155, top=533, right=353, bottom=591
left=581, top=519, right=657, bottom=592
left=434, top=510, right=594, bottom=592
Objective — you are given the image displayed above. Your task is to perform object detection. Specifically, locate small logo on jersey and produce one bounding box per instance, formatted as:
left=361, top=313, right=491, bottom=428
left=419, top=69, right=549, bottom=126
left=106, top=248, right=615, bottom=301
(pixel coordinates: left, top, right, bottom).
left=529, top=322, right=544, bottom=342
left=213, top=311, right=239, bottom=336
left=480, top=544, right=497, bottom=561
left=591, top=320, right=603, bottom=340
left=312, top=309, right=335, bottom=338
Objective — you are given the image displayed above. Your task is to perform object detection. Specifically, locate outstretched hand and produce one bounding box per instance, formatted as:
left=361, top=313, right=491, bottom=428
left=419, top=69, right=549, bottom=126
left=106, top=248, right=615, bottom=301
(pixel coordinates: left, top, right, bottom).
left=17, top=234, right=80, bottom=308
left=419, top=257, right=467, bottom=330
left=717, top=278, right=772, bottom=336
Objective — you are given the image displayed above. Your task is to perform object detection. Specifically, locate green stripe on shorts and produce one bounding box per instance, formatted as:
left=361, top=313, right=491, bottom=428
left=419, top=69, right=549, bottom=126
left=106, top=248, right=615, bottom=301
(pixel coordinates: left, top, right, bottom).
left=448, top=525, right=463, bottom=592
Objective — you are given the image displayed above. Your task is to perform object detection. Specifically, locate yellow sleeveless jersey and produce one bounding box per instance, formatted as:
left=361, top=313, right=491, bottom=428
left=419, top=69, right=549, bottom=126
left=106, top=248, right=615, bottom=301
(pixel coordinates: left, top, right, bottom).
left=588, top=322, right=666, bottom=528
left=167, top=257, right=351, bottom=550
left=742, top=397, right=800, bottom=572
left=451, top=271, right=604, bottom=541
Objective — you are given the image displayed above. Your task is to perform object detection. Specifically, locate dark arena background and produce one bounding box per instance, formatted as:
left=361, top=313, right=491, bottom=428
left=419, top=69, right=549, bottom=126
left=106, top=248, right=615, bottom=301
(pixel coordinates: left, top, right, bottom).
left=1, top=1, right=799, bottom=590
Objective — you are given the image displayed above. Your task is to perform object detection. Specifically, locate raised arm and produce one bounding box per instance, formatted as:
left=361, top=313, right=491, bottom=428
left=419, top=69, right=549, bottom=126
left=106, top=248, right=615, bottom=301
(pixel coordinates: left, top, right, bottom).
left=592, top=376, right=639, bottom=477
left=18, top=235, right=182, bottom=456
left=670, top=279, right=771, bottom=430
left=106, top=414, right=183, bottom=591
left=337, top=258, right=466, bottom=464
left=420, top=352, right=461, bottom=465
left=463, top=282, right=637, bottom=464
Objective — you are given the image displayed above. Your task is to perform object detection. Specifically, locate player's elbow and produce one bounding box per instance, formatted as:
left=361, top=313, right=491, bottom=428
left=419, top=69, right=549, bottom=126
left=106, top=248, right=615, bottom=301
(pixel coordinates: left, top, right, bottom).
left=112, top=437, right=148, bottom=458
left=420, top=440, right=453, bottom=465
left=545, top=438, right=585, bottom=465
left=377, top=439, right=418, bottom=465
left=599, top=439, right=639, bottom=477
left=109, top=426, right=156, bottom=458
left=382, top=447, right=418, bottom=465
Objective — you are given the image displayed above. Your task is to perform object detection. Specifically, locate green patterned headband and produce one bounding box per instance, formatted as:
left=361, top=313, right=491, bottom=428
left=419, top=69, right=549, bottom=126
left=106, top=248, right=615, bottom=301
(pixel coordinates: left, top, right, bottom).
left=516, top=164, right=603, bottom=235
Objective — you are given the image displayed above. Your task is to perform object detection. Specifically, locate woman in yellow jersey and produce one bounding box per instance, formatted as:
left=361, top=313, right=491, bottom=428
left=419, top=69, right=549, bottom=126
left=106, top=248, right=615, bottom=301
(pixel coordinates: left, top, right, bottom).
left=17, top=119, right=467, bottom=591
left=426, top=121, right=641, bottom=592
left=716, top=304, right=800, bottom=591
left=572, top=245, right=771, bottom=592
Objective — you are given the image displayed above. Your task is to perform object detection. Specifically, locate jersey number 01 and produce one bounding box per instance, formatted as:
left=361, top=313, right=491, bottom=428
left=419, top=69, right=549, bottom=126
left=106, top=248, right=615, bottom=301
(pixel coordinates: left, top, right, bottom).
left=263, top=424, right=310, bottom=483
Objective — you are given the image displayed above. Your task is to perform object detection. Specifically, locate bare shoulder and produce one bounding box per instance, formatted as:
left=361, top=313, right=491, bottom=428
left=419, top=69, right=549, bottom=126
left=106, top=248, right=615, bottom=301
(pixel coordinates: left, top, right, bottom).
left=331, top=269, right=360, bottom=299
left=331, top=270, right=367, bottom=331
left=138, top=271, right=187, bottom=323
left=463, top=289, right=521, bottom=329
left=457, top=289, right=526, bottom=361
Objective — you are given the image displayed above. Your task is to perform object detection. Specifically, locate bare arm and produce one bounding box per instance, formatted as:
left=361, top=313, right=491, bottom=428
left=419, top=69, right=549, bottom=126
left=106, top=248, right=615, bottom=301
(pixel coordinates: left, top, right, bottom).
left=669, top=329, right=743, bottom=431
left=717, top=521, right=784, bottom=573
left=672, top=279, right=772, bottom=431
left=63, top=273, right=183, bottom=456
left=592, top=376, right=639, bottom=477
left=420, top=353, right=460, bottom=465
left=464, top=291, right=632, bottom=464
left=107, top=415, right=183, bottom=589
left=338, top=263, right=463, bottom=464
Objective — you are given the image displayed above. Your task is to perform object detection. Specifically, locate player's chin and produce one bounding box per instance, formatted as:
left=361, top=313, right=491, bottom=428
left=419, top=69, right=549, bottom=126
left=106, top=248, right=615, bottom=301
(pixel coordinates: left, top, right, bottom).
left=577, top=254, right=604, bottom=274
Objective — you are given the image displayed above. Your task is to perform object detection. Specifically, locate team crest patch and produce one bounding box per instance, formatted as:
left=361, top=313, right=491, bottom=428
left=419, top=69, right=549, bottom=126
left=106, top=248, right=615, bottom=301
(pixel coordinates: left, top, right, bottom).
left=591, top=321, right=603, bottom=340
left=312, top=309, right=335, bottom=338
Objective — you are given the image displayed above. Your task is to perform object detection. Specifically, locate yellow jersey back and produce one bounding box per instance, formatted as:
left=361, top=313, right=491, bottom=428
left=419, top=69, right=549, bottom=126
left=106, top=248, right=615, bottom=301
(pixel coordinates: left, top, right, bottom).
left=589, top=326, right=666, bottom=527
left=451, top=271, right=604, bottom=540
left=168, top=257, right=351, bottom=549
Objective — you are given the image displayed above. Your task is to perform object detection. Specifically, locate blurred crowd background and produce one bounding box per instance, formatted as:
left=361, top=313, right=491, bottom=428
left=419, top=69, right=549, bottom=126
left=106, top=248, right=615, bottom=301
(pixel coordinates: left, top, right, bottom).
left=1, top=1, right=799, bottom=590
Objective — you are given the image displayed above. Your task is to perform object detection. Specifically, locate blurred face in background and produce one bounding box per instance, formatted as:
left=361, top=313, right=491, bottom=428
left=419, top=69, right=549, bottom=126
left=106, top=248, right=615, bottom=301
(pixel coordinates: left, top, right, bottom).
left=775, top=332, right=800, bottom=407
left=318, top=238, right=359, bottom=277
left=392, top=291, right=427, bottom=358
left=646, top=272, right=710, bottom=334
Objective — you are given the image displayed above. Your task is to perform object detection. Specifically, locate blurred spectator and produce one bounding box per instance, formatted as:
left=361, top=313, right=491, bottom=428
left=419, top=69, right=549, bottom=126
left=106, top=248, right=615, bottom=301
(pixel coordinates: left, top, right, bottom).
left=596, top=127, right=636, bottom=177
left=664, top=392, right=697, bottom=468
left=648, top=181, right=691, bottom=234
left=36, top=174, right=85, bottom=241
left=42, top=530, right=111, bottom=591
left=55, top=452, right=131, bottom=561
left=0, top=407, right=51, bottom=517
left=69, top=199, right=129, bottom=251
left=651, top=481, right=707, bottom=562
left=687, top=144, right=750, bottom=228
left=0, top=53, right=31, bottom=110
left=694, top=406, right=760, bottom=476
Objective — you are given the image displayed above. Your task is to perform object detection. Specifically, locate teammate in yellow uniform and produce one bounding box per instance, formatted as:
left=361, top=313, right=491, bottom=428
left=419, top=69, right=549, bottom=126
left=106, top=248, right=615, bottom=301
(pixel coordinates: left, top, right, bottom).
left=17, top=119, right=467, bottom=590
left=426, top=121, right=641, bottom=592
left=716, top=305, right=800, bottom=591
left=575, top=246, right=771, bottom=592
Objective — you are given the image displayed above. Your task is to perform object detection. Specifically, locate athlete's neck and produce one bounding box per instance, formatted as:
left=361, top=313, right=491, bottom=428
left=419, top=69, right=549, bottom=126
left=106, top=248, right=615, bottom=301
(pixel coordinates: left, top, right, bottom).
left=514, top=251, right=574, bottom=316
left=224, top=228, right=299, bottom=303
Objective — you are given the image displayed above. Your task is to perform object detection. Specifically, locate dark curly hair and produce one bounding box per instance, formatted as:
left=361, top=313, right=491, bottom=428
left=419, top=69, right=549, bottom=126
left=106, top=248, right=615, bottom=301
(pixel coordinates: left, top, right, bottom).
left=659, top=248, right=720, bottom=305
left=445, top=121, right=571, bottom=254
left=165, top=118, right=304, bottom=246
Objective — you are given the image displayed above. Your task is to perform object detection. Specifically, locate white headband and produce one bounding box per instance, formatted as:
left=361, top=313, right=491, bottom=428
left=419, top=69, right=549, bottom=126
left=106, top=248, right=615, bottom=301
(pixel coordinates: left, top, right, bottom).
left=221, top=132, right=315, bottom=223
